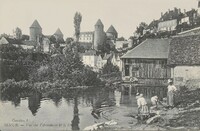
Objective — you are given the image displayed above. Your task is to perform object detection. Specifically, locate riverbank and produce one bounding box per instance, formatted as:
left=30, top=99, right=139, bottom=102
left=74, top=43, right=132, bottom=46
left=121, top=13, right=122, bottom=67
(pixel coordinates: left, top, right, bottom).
left=85, top=87, right=200, bottom=130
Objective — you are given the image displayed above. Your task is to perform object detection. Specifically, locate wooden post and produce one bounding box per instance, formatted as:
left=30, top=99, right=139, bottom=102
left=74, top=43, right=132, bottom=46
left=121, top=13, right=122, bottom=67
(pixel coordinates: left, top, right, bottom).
left=129, top=84, right=132, bottom=96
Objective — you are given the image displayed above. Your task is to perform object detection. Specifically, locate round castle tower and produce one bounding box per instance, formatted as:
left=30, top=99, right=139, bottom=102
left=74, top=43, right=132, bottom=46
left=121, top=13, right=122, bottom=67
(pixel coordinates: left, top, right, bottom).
left=94, top=19, right=106, bottom=50
left=54, top=28, right=64, bottom=42
left=29, top=20, right=42, bottom=42
left=106, top=25, right=118, bottom=40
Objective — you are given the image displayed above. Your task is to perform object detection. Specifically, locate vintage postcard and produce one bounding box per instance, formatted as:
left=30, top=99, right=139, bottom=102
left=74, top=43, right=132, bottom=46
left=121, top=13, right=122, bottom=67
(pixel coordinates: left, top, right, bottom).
left=0, top=0, right=200, bottom=130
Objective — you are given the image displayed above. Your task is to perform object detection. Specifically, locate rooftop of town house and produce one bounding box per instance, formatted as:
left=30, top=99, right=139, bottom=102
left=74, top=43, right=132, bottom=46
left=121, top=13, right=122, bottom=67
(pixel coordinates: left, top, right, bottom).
left=54, top=28, right=63, bottom=35
left=121, top=39, right=171, bottom=59
left=168, top=35, right=200, bottom=66
left=30, top=20, right=42, bottom=29
left=0, top=37, right=23, bottom=45
left=159, top=8, right=180, bottom=21
left=106, top=25, right=117, bottom=34
left=183, top=9, right=197, bottom=18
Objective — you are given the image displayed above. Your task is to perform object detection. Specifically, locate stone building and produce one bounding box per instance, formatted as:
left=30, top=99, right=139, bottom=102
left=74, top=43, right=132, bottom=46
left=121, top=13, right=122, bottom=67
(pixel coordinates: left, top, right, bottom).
left=106, top=25, right=118, bottom=40
left=29, top=20, right=42, bottom=42
left=121, top=39, right=171, bottom=86
left=79, top=31, right=94, bottom=43
left=53, top=28, right=64, bottom=42
left=94, top=19, right=106, bottom=50
left=168, top=35, right=200, bottom=86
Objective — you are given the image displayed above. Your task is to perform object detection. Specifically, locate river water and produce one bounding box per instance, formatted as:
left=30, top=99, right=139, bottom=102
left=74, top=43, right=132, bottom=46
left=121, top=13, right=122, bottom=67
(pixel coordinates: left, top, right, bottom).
left=0, top=86, right=167, bottom=130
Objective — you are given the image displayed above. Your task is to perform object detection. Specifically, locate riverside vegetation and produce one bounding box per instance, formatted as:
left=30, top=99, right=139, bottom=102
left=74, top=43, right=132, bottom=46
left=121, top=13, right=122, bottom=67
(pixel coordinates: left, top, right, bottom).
left=0, top=43, right=103, bottom=94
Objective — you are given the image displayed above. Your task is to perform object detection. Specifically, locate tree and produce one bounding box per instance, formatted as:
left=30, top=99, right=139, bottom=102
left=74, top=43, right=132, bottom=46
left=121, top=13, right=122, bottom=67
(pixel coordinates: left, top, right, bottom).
left=74, top=12, right=82, bottom=42
left=136, top=22, right=148, bottom=35
left=102, top=62, right=119, bottom=74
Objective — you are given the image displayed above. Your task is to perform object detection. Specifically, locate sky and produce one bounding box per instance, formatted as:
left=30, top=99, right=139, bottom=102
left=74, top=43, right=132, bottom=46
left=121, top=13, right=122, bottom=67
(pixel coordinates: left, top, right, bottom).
left=0, top=0, right=198, bottom=39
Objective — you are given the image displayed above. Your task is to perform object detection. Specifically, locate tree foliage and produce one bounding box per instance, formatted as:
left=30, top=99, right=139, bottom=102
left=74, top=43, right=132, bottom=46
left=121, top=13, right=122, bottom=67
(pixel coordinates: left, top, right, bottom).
left=136, top=22, right=148, bottom=35
left=14, top=27, right=22, bottom=39
left=102, top=62, right=119, bottom=74
left=74, top=12, right=82, bottom=42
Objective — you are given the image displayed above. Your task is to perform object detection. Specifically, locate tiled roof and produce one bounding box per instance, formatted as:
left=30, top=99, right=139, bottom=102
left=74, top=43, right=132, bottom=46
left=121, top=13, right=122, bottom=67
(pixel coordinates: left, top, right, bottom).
left=160, top=8, right=180, bottom=21
left=178, top=26, right=200, bottom=36
left=168, top=35, right=200, bottom=65
left=121, top=39, right=170, bottom=59
left=1, top=37, right=23, bottom=45
left=30, top=20, right=42, bottom=29
left=106, top=25, right=117, bottom=34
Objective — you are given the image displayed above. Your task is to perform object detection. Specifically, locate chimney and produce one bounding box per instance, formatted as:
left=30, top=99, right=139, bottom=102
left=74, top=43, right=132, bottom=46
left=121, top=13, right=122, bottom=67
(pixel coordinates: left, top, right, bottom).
left=184, top=9, right=186, bottom=13
left=174, top=7, right=176, bottom=12
left=161, top=12, right=163, bottom=17
left=168, top=9, right=170, bottom=13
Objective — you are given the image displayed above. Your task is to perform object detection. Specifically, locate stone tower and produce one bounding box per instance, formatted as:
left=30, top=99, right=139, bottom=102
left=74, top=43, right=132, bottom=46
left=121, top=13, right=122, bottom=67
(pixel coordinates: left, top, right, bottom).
left=54, top=28, right=64, bottom=42
left=29, top=20, right=42, bottom=42
left=106, top=25, right=118, bottom=40
left=94, top=19, right=105, bottom=50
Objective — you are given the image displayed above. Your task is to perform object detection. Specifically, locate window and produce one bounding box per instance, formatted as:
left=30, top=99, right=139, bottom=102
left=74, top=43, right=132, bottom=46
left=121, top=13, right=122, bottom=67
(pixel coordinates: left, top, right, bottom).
left=125, top=65, right=130, bottom=76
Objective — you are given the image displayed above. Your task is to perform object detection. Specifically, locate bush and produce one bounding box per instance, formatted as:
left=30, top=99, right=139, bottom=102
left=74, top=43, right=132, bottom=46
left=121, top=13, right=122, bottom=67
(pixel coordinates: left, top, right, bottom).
left=0, top=79, right=32, bottom=94
left=102, top=62, right=120, bottom=74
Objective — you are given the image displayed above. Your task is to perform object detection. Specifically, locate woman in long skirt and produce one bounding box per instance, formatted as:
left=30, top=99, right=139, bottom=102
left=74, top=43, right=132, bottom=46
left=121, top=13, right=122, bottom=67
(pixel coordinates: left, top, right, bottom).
left=167, top=79, right=177, bottom=108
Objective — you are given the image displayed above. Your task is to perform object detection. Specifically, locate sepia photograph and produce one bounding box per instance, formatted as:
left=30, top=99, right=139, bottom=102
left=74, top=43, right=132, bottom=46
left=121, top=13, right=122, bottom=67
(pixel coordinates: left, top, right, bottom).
left=0, top=0, right=200, bottom=130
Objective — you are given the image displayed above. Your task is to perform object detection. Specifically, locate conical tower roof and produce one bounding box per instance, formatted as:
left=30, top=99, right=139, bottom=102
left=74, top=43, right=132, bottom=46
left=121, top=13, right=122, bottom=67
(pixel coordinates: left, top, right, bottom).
left=30, top=20, right=42, bottom=29
left=95, top=19, right=103, bottom=26
left=106, top=25, right=117, bottom=34
left=54, top=28, right=63, bottom=35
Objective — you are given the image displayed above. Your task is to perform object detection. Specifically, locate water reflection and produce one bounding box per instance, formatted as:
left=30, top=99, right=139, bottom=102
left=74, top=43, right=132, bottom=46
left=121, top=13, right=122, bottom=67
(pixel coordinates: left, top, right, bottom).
left=28, top=91, right=42, bottom=116
left=114, top=89, right=121, bottom=107
left=71, top=97, right=80, bottom=130
left=0, top=85, right=167, bottom=130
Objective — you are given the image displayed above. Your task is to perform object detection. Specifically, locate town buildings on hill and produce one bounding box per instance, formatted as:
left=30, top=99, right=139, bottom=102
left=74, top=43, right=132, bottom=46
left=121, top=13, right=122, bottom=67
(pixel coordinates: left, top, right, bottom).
left=121, top=26, right=200, bottom=88
left=136, top=0, right=200, bottom=41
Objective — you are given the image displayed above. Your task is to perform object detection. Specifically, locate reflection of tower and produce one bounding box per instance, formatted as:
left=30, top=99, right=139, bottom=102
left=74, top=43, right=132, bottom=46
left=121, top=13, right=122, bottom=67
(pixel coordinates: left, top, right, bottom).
left=29, top=20, right=42, bottom=42
left=71, top=97, right=80, bottom=130
left=94, top=19, right=106, bottom=50
left=114, top=90, right=121, bottom=107
left=12, top=97, right=21, bottom=107
left=28, top=91, right=42, bottom=116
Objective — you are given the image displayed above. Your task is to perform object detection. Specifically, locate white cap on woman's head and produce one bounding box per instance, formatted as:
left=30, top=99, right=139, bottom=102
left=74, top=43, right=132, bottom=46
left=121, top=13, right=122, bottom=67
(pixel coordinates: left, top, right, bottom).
left=136, top=93, right=139, bottom=96
left=168, top=79, right=173, bottom=83
left=140, top=94, right=143, bottom=97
